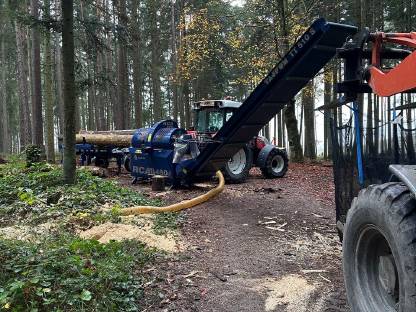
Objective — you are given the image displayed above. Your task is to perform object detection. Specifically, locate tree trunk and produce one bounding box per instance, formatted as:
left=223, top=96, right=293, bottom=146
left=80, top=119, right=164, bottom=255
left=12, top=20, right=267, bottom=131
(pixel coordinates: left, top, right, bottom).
left=323, top=68, right=332, bottom=160
left=150, top=0, right=162, bottom=122
left=278, top=0, right=303, bottom=161
left=95, top=51, right=106, bottom=130
left=15, top=20, right=32, bottom=150
left=281, top=112, right=286, bottom=147
left=44, top=0, right=55, bottom=162
left=114, top=0, right=129, bottom=129
left=0, top=35, right=9, bottom=153
left=374, top=94, right=380, bottom=154
left=284, top=100, right=303, bottom=162
left=30, top=0, right=44, bottom=146
left=183, top=81, right=191, bottom=128
left=366, top=93, right=373, bottom=154
left=87, top=63, right=96, bottom=130
left=387, top=97, right=392, bottom=152
left=105, top=38, right=116, bottom=129
left=131, top=0, right=143, bottom=128
left=55, top=34, right=65, bottom=136
left=407, top=94, right=415, bottom=162
left=62, top=0, right=77, bottom=184
left=170, top=0, right=179, bottom=122
left=105, top=0, right=116, bottom=129
left=302, top=80, right=316, bottom=160
left=277, top=111, right=283, bottom=146
left=264, top=124, right=270, bottom=141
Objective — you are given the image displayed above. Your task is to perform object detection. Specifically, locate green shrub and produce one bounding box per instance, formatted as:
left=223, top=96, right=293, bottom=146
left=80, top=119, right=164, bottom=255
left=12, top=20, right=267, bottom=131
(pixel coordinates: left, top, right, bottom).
left=25, top=145, right=43, bottom=166
left=0, top=236, right=154, bottom=311
left=0, top=161, right=157, bottom=226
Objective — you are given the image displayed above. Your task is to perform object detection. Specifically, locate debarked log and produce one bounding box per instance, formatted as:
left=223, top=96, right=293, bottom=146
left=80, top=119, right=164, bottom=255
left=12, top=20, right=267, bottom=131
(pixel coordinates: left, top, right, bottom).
left=75, top=133, right=132, bottom=147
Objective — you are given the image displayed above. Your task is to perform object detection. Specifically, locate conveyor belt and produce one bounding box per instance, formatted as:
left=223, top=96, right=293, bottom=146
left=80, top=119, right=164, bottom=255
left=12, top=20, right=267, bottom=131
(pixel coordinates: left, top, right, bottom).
left=187, top=18, right=357, bottom=176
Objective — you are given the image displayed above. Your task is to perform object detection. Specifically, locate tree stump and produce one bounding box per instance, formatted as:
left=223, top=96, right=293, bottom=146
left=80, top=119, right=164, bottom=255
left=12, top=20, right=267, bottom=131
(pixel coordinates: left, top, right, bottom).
left=152, top=175, right=166, bottom=192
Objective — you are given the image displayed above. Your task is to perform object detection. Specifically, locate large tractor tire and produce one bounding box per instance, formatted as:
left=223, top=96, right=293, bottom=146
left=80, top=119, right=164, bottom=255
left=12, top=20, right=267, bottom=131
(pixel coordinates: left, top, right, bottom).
left=261, top=148, right=288, bottom=178
left=343, top=182, right=416, bottom=312
left=223, top=146, right=253, bottom=183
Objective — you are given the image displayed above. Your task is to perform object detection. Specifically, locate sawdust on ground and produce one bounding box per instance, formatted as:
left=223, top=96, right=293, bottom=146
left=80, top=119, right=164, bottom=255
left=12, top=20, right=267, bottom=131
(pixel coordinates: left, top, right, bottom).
left=80, top=222, right=183, bottom=253
left=0, top=222, right=56, bottom=241
left=251, top=274, right=318, bottom=312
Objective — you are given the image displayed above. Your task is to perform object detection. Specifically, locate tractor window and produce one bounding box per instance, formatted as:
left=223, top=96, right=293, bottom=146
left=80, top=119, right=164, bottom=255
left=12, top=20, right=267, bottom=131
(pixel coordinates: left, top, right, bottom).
left=196, top=110, right=208, bottom=132
left=195, top=109, right=225, bottom=133
left=195, top=108, right=235, bottom=133
left=208, top=111, right=224, bottom=132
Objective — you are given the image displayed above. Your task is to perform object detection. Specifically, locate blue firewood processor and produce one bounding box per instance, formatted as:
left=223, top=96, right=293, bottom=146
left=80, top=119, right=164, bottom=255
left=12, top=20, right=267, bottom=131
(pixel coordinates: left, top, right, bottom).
left=128, top=120, right=189, bottom=185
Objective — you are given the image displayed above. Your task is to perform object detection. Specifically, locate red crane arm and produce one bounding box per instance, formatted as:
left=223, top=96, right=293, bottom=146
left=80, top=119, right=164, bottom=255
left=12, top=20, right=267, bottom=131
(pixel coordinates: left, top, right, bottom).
left=368, top=32, right=416, bottom=97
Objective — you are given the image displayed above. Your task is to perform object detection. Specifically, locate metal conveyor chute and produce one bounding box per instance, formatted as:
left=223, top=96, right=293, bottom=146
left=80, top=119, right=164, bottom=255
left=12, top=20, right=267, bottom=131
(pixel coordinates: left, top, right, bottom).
left=188, top=18, right=357, bottom=177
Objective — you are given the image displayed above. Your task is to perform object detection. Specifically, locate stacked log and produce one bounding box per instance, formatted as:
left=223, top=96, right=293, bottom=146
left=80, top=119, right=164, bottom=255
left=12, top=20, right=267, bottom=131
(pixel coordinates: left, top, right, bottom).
left=79, top=129, right=136, bottom=135
left=75, top=133, right=132, bottom=147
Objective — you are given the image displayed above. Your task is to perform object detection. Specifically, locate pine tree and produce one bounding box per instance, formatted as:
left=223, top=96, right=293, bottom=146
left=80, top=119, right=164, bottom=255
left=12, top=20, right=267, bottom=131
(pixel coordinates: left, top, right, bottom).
left=62, top=0, right=76, bottom=184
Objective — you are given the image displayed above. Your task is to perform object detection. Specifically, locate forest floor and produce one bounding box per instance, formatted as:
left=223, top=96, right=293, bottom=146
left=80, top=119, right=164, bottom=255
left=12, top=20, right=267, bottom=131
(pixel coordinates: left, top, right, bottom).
left=118, top=162, right=350, bottom=312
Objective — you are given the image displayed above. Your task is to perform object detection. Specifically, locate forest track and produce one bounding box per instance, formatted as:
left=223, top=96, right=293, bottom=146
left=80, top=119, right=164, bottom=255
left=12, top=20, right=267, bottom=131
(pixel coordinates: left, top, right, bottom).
left=118, top=163, right=349, bottom=312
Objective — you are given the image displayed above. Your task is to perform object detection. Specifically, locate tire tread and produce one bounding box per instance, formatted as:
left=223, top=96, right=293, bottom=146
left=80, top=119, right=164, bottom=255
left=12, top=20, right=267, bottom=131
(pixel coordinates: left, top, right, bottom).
left=344, top=182, right=416, bottom=311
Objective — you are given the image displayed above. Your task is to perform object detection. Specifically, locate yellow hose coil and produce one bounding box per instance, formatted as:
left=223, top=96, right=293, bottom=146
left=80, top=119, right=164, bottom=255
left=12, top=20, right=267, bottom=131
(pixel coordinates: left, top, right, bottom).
left=120, top=170, right=225, bottom=215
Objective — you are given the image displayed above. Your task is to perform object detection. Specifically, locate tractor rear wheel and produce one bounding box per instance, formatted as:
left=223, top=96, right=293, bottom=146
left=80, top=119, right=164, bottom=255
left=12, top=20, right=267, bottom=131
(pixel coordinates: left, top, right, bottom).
left=343, top=183, right=416, bottom=312
left=223, top=146, right=253, bottom=183
left=261, top=148, right=288, bottom=178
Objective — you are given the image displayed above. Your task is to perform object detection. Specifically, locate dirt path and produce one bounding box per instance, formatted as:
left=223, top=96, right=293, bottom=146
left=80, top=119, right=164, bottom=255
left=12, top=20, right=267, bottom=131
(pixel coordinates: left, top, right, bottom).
left=121, top=163, right=349, bottom=312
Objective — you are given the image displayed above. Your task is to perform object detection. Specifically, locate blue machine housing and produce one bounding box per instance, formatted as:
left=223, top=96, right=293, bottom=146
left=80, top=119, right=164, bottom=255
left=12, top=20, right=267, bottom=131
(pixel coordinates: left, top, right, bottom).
left=129, top=120, right=186, bottom=183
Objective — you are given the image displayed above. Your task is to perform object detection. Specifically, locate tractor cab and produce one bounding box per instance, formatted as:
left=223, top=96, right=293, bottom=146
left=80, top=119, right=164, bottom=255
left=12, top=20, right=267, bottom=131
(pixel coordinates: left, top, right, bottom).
left=192, top=100, right=242, bottom=135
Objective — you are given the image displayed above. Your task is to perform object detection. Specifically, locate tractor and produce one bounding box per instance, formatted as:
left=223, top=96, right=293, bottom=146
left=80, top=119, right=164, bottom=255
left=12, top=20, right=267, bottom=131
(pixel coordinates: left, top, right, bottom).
left=188, top=99, right=288, bottom=183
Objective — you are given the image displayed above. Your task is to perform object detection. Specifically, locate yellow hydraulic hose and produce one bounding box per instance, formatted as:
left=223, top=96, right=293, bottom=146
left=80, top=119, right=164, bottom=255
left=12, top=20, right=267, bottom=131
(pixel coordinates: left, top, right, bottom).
left=120, top=170, right=225, bottom=215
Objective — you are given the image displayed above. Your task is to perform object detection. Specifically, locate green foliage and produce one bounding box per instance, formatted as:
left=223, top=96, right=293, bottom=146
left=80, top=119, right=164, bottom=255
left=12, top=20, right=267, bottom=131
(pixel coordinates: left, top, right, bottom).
left=0, top=235, right=154, bottom=311
left=153, top=212, right=182, bottom=235
left=0, top=160, right=157, bottom=226
left=0, top=159, right=176, bottom=312
left=25, top=145, right=43, bottom=167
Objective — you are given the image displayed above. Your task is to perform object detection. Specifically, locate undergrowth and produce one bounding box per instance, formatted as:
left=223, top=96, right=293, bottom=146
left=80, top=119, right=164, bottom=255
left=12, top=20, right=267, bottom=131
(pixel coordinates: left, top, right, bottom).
left=0, top=235, right=154, bottom=311
left=0, top=159, right=180, bottom=311
left=153, top=212, right=182, bottom=235
left=0, top=159, right=157, bottom=226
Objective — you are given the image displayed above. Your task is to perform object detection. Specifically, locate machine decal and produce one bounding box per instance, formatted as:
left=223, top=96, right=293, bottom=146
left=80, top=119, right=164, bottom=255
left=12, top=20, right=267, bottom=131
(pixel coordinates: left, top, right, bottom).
left=132, top=166, right=170, bottom=177
left=264, top=27, right=316, bottom=85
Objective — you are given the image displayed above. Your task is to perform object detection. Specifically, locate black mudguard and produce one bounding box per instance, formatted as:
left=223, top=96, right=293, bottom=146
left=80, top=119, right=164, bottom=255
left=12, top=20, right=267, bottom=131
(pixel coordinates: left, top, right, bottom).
left=256, top=144, right=277, bottom=168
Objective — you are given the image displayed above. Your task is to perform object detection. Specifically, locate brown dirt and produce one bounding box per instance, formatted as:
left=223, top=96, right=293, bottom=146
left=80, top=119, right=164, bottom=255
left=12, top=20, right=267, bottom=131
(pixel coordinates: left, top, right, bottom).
left=117, top=162, right=349, bottom=312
